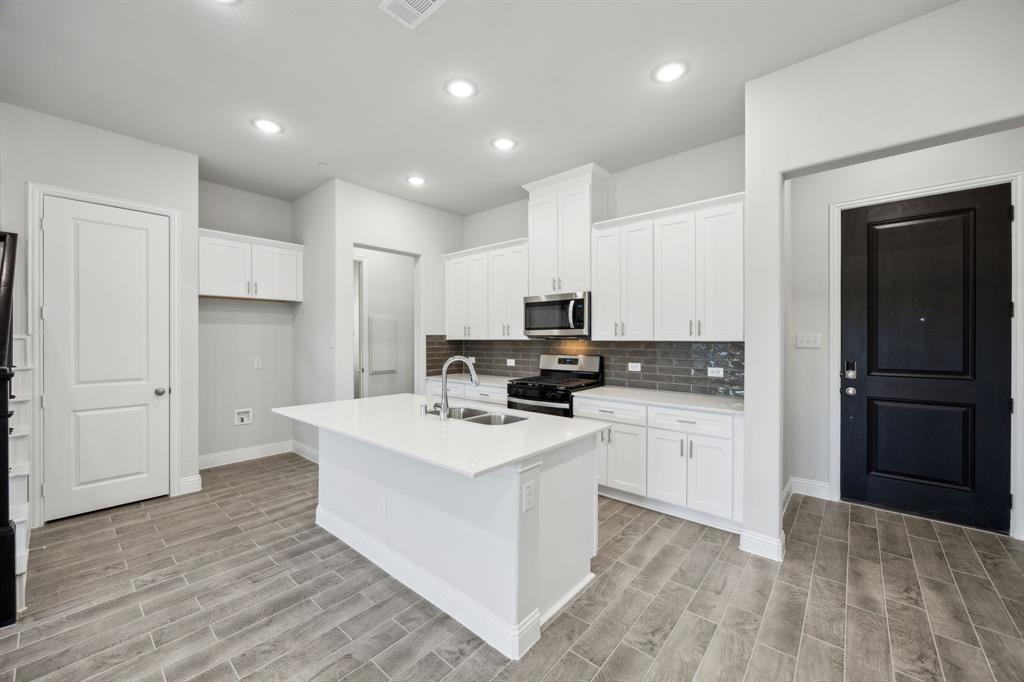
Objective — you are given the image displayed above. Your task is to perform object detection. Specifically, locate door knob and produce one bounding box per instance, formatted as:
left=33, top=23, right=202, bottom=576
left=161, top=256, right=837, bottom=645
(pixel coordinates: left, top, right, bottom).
left=844, top=387, right=857, bottom=396
left=154, top=387, right=167, bottom=396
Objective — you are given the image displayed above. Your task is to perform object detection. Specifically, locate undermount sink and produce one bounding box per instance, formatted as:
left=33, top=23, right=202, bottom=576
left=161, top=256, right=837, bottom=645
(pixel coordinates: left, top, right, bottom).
left=463, top=413, right=528, bottom=426
left=426, top=406, right=489, bottom=420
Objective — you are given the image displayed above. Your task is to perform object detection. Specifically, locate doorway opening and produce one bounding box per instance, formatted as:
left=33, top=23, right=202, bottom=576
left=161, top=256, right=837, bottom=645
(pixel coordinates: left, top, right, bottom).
left=839, top=183, right=1013, bottom=531
left=352, top=247, right=416, bottom=399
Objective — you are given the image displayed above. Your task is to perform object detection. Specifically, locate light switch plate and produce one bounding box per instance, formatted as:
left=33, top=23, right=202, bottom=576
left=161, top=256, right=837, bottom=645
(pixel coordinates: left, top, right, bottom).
left=628, top=362, right=642, bottom=372
left=796, top=333, right=822, bottom=349
left=253, top=357, right=263, bottom=370
left=506, top=358, right=516, bottom=366
left=707, top=367, right=724, bottom=378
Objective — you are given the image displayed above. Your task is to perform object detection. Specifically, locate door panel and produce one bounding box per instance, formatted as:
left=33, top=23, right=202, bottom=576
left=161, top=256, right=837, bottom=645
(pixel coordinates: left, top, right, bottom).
left=199, top=235, right=250, bottom=298
left=508, top=244, right=528, bottom=338
left=466, top=253, right=489, bottom=339
left=695, top=202, right=744, bottom=340
left=647, top=428, right=686, bottom=505
left=43, top=196, right=170, bottom=521
left=653, top=211, right=697, bottom=340
left=528, top=194, right=558, bottom=295
left=620, top=220, right=654, bottom=339
left=606, top=423, right=646, bottom=496
left=591, top=227, right=621, bottom=340
left=487, top=248, right=510, bottom=338
left=841, top=184, right=1011, bottom=531
left=251, top=244, right=300, bottom=301
left=686, top=434, right=733, bottom=518
left=444, top=258, right=467, bottom=339
left=557, top=187, right=590, bottom=293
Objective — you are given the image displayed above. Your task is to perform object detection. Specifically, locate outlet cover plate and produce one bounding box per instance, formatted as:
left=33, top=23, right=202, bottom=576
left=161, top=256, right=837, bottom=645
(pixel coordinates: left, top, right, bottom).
left=707, top=367, right=724, bottom=378
left=234, top=408, right=253, bottom=426
left=628, top=362, right=642, bottom=372
left=506, top=358, right=516, bottom=366
left=796, top=333, right=822, bottom=349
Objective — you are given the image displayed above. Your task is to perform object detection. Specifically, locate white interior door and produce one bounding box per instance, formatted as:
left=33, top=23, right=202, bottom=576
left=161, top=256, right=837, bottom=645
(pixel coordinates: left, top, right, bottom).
left=487, top=248, right=510, bottom=338
left=653, top=211, right=697, bottom=340
left=696, top=202, right=744, bottom=340
left=42, top=196, right=170, bottom=521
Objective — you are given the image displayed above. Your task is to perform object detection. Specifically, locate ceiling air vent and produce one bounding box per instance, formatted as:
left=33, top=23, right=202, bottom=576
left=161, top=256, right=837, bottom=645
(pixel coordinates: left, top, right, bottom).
left=378, top=0, right=447, bottom=30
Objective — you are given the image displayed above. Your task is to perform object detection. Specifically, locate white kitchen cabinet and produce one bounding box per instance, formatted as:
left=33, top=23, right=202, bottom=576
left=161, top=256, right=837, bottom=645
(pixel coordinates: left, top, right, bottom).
left=445, top=257, right=469, bottom=340
left=466, top=252, right=488, bottom=339
left=695, top=202, right=744, bottom=341
left=653, top=211, right=697, bottom=340
left=647, top=428, right=687, bottom=506
left=590, top=219, right=653, bottom=340
left=606, top=422, right=646, bottom=496
left=686, top=434, right=733, bottom=518
left=199, top=229, right=303, bottom=302
left=576, top=417, right=609, bottom=486
left=524, top=164, right=608, bottom=296
left=486, top=241, right=529, bottom=339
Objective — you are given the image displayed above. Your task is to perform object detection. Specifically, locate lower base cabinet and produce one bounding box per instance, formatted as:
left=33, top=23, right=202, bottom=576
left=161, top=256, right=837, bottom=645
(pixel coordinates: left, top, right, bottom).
left=606, top=423, right=646, bottom=496
left=647, top=428, right=733, bottom=517
left=647, top=428, right=687, bottom=506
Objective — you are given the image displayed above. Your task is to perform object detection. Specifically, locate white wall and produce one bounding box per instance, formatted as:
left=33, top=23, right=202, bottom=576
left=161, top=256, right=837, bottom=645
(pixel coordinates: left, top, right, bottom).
left=461, top=135, right=745, bottom=247
left=198, top=181, right=295, bottom=457
left=744, top=0, right=1024, bottom=555
left=291, top=181, right=338, bottom=451
left=785, top=127, right=1024, bottom=484
left=0, top=102, right=200, bottom=509
left=353, top=247, right=415, bottom=397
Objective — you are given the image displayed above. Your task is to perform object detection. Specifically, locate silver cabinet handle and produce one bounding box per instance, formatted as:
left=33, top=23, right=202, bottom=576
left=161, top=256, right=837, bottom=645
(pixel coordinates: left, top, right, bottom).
left=689, top=441, right=694, bottom=459
left=558, top=277, right=562, bottom=289
left=254, top=281, right=258, bottom=296
left=676, top=419, right=697, bottom=424
left=600, top=430, right=605, bottom=443
left=478, top=393, right=489, bottom=397
left=552, top=277, right=556, bottom=291
left=607, top=427, right=613, bottom=443
left=598, top=409, right=614, bottom=414
left=620, top=321, right=625, bottom=336
left=689, top=320, right=693, bottom=336
left=154, top=387, right=166, bottom=396
left=614, top=321, right=619, bottom=336
left=680, top=439, right=685, bottom=457
left=697, top=320, right=702, bottom=336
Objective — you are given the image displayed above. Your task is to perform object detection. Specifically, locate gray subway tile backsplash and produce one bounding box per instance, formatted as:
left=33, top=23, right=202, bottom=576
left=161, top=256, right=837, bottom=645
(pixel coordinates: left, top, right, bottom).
left=426, top=335, right=743, bottom=396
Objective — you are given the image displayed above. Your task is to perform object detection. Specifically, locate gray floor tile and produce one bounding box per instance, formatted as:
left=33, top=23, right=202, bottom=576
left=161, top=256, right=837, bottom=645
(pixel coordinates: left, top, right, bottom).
left=877, top=520, right=912, bottom=558
left=645, top=611, right=717, bottom=682
left=919, top=576, right=979, bottom=646
left=622, top=581, right=695, bottom=658
left=803, top=576, right=845, bottom=649
left=693, top=605, right=761, bottom=682
left=687, top=561, right=744, bottom=624
left=978, top=551, right=1024, bottom=602
left=847, top=556, right=885, bottom=615
left=593, top=644, right=653, bottom=682
left=743, top=642, right=796, bottom=682
left=880, top=551, right=924, bottom=609
left=953, top=570, right=1021, bottom=638
left=776, top=540, right=815, bottom=590
left=934, top=634, right=995, bottom=682
left=849, top=505, right=876, bottom=528
left=886, top=598, right=942, bottom=682
left=756, top=580, right=807, bottom=658
left=976, top=626, right=1024, bottom=682
left=812, top=536, right=848, bottom=585
left=909, top=535, right=954, bottom=583
left=571, top=588, right=651, bottom=667
left=542, top=651, right=598, bottom=681
left=670, top=540, right=724, bottom=590
left=904, top=516, right=938, bottom=541
left=845, top=605, right=892, bottom=682
left=794, top=635, right=843, bottom=682
left=493, top=612, right=588, bottom=682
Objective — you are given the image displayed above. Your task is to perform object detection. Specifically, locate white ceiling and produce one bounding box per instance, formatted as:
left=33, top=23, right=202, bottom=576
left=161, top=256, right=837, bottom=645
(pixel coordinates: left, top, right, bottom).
left=0, top=0, right=950, bottom=215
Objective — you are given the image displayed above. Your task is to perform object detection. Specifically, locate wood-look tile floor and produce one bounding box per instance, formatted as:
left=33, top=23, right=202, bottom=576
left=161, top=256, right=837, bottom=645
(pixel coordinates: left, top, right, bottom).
left=6, top=454, right=1024, bottom=681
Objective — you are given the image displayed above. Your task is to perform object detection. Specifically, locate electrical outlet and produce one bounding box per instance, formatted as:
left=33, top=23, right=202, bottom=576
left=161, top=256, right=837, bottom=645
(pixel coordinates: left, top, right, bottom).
left=329, top=335, right=336, bottom=349
left=253, top=356, right=263, bottom=369
left=234, top=408, right=253, bottom=426
left=796, top=333, right=822, bottom=349
left=506, top=358, right=516, bottom=366
left=707, top=367, right=724, bottom=378
left=468, top=356, right=476, bottom=364
left=628, top=362, right=642, bottom=372
left=377, top=496, right=387, bottom=519
left=521, top=480, right=537, bottom=512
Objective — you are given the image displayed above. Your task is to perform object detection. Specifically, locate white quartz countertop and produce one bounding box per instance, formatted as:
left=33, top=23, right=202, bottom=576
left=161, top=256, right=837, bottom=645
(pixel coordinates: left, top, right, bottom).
left=426, top=374, right=512, bottom=387
left=575, top=386, right=744, bottom=414
left=273, top=393, right=606, bottom=478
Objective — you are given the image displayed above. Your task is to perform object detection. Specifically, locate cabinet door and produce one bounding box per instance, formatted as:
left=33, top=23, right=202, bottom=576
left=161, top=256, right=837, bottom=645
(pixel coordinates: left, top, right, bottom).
left=696, top=202, right=744, bottom=341
left=445, top=258, right=468, bottom=339
left=647, top=428, right=687, bottom=506
left=557, top=185, right=591, bottom=293
left=251, top=244, right=301, bottom=301
left=199, top=235, right=251, bottom=298
left=653, top=211, right=697, bottom=340
left=620, top=219, right=654, bottom=340
left=508, top=243, right=529, bottom=339
left=465, top=252, right=489, bottom=339
left=606, top=423, right=646, bottom=496
left=528, top=193, right=559, bottom=295
left=487, top=248, right=510, bottom=338
left=576, top=418, right=609, bottom=486
left=590, top=226, right=621, bottom=340
left=686, top=434, right=733, bottom=518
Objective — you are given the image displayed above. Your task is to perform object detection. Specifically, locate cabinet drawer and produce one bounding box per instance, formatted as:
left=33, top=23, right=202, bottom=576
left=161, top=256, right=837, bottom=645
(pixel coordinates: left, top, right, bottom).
left=573, top=398, right=646, bottom=426
left=426, top=381, right=465, bottom=399
left=465, top=385, right=507, bottom=406
left=647, top=405, right=732, bottom=438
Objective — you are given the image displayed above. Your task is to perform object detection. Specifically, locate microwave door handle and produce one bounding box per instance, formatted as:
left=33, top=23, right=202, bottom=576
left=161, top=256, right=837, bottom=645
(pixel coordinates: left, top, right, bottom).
left=567, top=300, right=575, bottom=329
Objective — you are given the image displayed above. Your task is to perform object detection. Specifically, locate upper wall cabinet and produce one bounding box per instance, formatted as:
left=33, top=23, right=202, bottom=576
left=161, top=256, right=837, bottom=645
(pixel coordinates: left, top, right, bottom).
left=524, top=164, right=608, bottom=296
left=595, top=194, right=744, bottom=342
left=199, top=229, right=303, bottom=302
left=444, top=239, right=528, bottom=341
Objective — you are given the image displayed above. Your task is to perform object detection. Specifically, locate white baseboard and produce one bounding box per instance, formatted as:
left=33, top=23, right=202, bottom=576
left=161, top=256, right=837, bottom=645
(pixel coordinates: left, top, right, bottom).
left=540, top=572, right=594, bottom=626
left=199, top=441, right=294, bottom=470
left=782, top=476, right=833, bottom=514
left=316, top=505, right=540, bottom=660
left=291, top=439, right=319, bottom=463
left=598, top=487, right=742, bottom=534
left=177, top=474, right=203, bottom=495
left=741, top=528, right=785, bottom=561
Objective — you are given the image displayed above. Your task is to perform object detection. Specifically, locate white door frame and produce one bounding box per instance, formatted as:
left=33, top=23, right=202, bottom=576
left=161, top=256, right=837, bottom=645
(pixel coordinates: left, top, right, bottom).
left=827, top=171, right=1024, bottom=538
left=352, top=254, right=369, bottom=397
left=27, top=183, right=183, bottom=528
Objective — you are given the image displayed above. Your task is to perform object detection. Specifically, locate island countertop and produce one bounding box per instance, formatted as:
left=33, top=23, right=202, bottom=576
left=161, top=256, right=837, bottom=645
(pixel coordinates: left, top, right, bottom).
left=273, top=393, right=607, bottom=478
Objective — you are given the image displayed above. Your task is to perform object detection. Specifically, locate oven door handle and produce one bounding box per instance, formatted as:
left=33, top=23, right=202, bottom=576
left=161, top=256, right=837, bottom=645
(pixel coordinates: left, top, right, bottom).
left=507, top=397, right=572, bottom=410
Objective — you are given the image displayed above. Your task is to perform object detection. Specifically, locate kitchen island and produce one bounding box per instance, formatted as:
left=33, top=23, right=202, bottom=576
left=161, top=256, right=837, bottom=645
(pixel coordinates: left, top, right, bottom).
left=273, top=393, right=606, bottom=659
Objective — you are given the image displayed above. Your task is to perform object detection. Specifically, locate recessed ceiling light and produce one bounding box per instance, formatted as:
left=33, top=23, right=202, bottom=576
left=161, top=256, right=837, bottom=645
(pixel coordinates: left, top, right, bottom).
left=444, top=79, right=477, bottom=98
left=252, top=118, right=284, bottom=134
left=652, top=61, right=687, bottom=83
left=492, top=137, right=516, bottom=151
left=406, top=176, right=427, bottom=186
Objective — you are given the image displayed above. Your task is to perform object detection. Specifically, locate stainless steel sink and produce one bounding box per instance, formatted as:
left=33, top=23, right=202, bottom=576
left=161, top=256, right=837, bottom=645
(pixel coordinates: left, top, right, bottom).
left=425, top=406, right=489, bottom=420
left=463, top=413, right=528, bottom=426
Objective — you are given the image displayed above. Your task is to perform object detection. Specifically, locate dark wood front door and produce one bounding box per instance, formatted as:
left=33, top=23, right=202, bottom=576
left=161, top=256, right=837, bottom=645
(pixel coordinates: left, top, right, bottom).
left=840, top=184, right=1012, bottom=531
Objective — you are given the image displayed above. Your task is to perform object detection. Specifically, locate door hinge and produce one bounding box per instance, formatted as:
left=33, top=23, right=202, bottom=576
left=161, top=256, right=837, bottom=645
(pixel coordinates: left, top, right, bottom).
left=1011, top=398, right=1014, bottom=414
left=1010, top=493, right=1014, bottom=510
left=1011, top=302, right=1015, bottom=318
left=1011, top=204, right=1015, bottom=222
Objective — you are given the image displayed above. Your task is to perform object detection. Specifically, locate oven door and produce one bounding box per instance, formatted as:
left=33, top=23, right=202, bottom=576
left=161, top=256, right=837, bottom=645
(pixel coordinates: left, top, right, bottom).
left=506, top=396, right=573, bottom=417
left=524, top=292, right=589, bottom=338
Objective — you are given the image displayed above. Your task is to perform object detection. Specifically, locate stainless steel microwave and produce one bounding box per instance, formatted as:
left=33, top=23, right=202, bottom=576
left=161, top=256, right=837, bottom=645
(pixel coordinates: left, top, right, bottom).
left=524, top=292, right=590, bottom=338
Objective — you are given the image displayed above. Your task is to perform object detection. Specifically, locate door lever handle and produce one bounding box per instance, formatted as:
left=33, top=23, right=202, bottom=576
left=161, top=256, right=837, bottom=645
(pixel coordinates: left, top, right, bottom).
left=154, top=387, right=167, bottom=396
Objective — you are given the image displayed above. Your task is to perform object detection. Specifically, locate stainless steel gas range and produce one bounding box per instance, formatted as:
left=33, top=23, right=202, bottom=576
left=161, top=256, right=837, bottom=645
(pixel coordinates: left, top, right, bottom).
left=506, top=354, right=602, bottom=417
